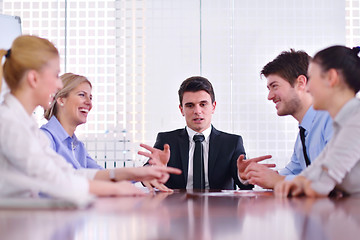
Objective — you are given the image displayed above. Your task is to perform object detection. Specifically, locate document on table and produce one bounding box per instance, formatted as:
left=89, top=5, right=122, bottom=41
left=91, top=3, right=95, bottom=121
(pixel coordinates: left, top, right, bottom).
left=187, top=189, right=273, bottom=197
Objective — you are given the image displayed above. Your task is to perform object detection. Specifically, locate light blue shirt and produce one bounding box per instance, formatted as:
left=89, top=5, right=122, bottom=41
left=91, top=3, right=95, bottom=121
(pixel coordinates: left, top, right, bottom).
left=40, top=116, right=103, bottom=170
left=279, top=106, right=333, bottom=180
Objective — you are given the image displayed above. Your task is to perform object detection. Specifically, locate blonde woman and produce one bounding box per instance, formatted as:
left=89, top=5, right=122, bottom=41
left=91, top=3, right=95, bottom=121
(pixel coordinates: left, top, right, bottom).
left=0, top=35, right=179, bottom=202
left=41, top=73, right=180, bottom=189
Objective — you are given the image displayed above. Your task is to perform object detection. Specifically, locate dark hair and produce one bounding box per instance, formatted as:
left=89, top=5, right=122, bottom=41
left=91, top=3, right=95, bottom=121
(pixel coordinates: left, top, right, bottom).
left=261, top=49, right=311, bottom=86
left=312, top=45, right=360, bottom=93
left=178, top=76, right=215, bottom=106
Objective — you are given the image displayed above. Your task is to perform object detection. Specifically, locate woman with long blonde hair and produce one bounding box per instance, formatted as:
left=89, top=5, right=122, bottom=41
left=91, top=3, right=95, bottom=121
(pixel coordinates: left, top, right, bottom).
left=40, top=72, right=180, bottom=190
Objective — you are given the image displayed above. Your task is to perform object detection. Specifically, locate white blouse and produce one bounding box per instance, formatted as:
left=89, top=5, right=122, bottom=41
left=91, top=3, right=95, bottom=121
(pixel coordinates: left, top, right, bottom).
left=301, top=98, right=360, bottom=196
left=0, top=94, right=96, bottom=203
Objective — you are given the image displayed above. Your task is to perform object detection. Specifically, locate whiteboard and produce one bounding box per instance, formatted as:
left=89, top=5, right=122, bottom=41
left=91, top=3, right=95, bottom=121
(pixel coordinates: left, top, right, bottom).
left=0, top=14, right=22, bottom=103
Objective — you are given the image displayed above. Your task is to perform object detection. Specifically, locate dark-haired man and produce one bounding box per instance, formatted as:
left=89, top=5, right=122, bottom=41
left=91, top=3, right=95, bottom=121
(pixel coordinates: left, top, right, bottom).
left=139, top=76, right=253, bottom=190
left=238, top=49, right=333, bottom=189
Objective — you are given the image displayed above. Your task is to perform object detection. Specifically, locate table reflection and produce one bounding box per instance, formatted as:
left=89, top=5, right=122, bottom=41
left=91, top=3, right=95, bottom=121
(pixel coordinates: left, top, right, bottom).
left=1, top=191, right=360, bottom=240
left=0, top=209, right=86, bottom=240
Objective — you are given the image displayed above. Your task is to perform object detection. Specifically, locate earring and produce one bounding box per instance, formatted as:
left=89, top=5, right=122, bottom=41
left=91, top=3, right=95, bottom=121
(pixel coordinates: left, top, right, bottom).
left=60, top=103, right=64, bottom=106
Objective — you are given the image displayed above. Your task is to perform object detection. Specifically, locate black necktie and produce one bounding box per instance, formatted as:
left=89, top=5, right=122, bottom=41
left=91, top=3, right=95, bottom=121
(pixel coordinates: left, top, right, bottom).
left=299, top=126, right=311, bottom=166
left=193, top=134, right=205, bottom=189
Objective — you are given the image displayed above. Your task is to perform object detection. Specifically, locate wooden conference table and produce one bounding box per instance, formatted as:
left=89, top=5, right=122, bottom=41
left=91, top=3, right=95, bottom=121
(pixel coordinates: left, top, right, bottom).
left=0, top=189, right=359, bottom=240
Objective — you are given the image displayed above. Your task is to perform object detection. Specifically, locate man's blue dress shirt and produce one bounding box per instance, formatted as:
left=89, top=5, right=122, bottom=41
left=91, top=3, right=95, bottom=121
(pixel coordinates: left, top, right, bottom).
left=279, top=106, right=333, bottom=180
left=40, top=116, right=103, bottom=170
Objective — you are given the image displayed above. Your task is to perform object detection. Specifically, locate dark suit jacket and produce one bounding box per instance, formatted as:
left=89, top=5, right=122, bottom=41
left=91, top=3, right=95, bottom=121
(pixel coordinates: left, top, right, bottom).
left=153, top=126, right=253, bottom=190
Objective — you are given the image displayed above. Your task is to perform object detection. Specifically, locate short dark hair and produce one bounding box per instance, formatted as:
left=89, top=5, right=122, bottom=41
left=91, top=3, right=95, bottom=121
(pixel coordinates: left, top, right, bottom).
left=313, top=45, right=360, bottom=93
left=178, top=76, right=215, bottom=106
left=261, top=49, right=311, bottom=86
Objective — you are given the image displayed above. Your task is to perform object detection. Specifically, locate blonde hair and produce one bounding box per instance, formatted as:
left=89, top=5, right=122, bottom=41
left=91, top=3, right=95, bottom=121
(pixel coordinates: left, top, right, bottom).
left=0, top=35, right=59, bottom=92
left=44, top=73, right=92, bottom=120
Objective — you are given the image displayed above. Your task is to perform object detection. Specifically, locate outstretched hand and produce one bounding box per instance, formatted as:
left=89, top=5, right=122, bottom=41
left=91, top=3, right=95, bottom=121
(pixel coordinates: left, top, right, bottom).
left=138, top=143, right=177, bottom=192
left=138, top=143, right=170, bottom=166
left=130, top=165, right=181, bottom=183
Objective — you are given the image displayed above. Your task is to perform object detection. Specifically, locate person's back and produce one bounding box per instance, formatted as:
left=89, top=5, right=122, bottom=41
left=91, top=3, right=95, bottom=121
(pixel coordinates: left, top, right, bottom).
left=0, top=94, right=90, bottom=199
left=324, top=98, right=360, bottom=196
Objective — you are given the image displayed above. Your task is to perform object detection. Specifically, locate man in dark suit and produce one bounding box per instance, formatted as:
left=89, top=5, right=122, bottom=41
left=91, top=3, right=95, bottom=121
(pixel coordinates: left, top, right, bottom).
left=139, top=76, right=252, bottom=190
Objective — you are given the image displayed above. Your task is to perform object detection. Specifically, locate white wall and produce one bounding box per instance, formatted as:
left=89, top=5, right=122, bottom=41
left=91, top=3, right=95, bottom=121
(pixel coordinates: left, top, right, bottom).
left=1, top=0, right=346, bottom=169
left=142, top=0, right=345, bottom=168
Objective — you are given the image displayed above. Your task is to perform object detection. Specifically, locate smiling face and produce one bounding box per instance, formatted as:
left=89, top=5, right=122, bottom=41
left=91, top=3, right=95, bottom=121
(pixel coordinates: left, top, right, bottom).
left=266, top=74, right=301, bottom=117
left=37, top=57, right=62, bottom=110
left=179, top=90, right=216, bottom=133
left=58, top=82, right=93, bottom=128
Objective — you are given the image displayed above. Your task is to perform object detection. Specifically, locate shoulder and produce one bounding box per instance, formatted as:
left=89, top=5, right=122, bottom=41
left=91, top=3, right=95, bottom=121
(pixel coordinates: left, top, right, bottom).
left=313, top=110, right=333, bottom=131
left=314, top=109, right=332, bottom=122
left=348, top=98, right=360, bottom=121
left=154, top=128, right=186, bottom=149
left=40, top=116, right=57, bottom=132
left=40, top=122, right=54, bottom=136
left=157, top=128, right=185, bottom=137
left=212, top=127, right=242, bottom=140
left=40, top=120, right=58, bottom=142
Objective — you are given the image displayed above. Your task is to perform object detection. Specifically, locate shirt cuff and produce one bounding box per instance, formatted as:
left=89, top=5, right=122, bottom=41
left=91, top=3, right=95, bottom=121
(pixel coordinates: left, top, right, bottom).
left=284, top=174, right=296, bottom=181
left=238, top=172, right=249, bottom=185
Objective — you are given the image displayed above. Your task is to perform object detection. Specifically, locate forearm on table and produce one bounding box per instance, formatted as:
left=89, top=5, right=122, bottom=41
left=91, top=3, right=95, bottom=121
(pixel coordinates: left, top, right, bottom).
left=88, top=180, right=118, bottom=196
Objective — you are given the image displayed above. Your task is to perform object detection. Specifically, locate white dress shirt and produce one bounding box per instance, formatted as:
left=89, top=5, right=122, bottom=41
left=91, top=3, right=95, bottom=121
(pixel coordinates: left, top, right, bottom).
left=301, top=98, right=360, bottom=196
left=186, top=126, right=211, bottom=189
left=0, top=94, right=96, bottom=203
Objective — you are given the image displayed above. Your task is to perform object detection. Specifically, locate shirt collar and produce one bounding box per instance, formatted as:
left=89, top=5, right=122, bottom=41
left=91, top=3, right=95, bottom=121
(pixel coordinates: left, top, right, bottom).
left=333, top=98, right=360, bottom=127
left=299, top=105, right=317, bottom=132
left=186, top=125, right=212, bottom=142
left=46, top=116, right=79, bottom=145
left=300, top=105, right=332, bottom=133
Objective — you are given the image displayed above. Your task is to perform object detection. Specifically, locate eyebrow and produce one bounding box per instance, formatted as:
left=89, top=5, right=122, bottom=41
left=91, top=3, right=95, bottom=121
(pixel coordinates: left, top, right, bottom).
left=184, top=102, right=194, bottom=106
left=77, top=90, right=88, bottom=94
left=76, top=90, right=92, bottom=97
left=267, top=81, right=278, bottom=89
left=184, top=100, right=209, bottom=105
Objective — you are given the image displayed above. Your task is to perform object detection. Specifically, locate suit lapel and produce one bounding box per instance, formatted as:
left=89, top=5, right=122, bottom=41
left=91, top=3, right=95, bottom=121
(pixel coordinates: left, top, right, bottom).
left=208, top=126, right=220, bottom=181
left=178, top=129, right=190, bottom=184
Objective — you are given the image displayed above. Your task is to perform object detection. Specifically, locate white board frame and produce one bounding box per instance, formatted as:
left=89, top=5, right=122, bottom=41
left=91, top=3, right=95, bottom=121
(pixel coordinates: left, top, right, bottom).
left=0, top=14, right=22, bottom=102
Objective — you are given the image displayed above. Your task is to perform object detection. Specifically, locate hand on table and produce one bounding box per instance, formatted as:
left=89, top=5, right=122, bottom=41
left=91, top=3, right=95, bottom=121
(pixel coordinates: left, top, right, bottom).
left=142, top=179, right=174, bottom=193
left=274, top=175, right=320, bottom=198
